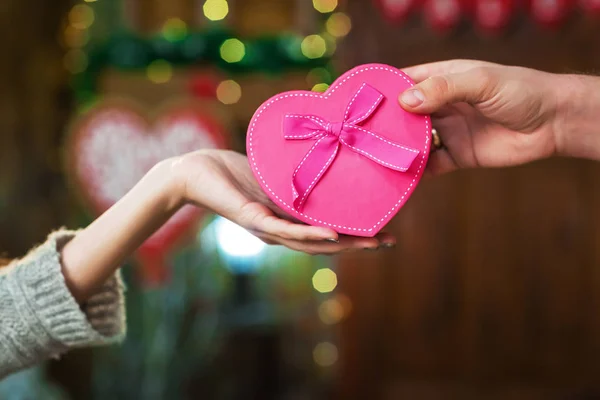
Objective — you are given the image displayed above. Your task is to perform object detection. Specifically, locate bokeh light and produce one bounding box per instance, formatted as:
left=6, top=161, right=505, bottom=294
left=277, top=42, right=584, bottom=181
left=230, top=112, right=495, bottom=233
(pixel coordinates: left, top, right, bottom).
left=64, top=25, right=90, bottom=48
left=216, top=80, right=242, bottom=104
left=220, top=38, right=245, bottom=63
left=162, top=18, right=188, bottom=42
left=146, top=60, right=172, bottom=83
left=323, top=34, right=337, bottom=56
left=326, top=12, right=352, bottom=37
left=311, top=83, right=330, bottom=93
left=313, top=0, right=338, bottom=13
left=313, top=342, right=338, bottom=367
left=203, top=0, right=229, bottom=21
left=318, top=299, right=343, bottom=325
left=312, top=268, right=337, bottom=293
left=69, top=4, right=95, bottom=30
left=301, top=35, right=327, bottom=59
left=306, top=67, right=332, bottom=87
left=215, top=217, right=265, bottom=257
left=63, top=49, right=88, bottom=74
left=318, top=293, right=352, bottom=324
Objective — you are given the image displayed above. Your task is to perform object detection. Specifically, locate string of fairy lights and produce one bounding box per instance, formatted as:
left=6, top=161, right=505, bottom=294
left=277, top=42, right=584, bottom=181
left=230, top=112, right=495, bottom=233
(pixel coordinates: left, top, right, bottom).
left=60, top=0, right=353, bottom=372
left=61, top=0, right=352, bottom=106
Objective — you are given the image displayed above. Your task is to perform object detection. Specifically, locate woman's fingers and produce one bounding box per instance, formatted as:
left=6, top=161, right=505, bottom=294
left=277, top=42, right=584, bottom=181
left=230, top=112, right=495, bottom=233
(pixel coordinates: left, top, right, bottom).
left=253, top=233, right=379, bottom=255
left=237, top=202, right=338, bottom=242
left=250, top=230, right=397, bottom=255
left=375, top=231, right=397, bottom=247
left=233, top=200, right=398, bottom=255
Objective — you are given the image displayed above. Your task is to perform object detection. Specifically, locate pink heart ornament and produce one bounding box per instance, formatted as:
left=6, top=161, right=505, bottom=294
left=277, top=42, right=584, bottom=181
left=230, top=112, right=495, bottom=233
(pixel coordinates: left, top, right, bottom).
left=247, top=64, right=431, bottom=237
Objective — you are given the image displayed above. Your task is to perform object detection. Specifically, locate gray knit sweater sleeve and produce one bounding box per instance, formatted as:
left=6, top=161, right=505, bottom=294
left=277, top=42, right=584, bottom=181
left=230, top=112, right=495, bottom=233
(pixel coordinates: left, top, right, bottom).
left=0, top=230, right=126, bottom=379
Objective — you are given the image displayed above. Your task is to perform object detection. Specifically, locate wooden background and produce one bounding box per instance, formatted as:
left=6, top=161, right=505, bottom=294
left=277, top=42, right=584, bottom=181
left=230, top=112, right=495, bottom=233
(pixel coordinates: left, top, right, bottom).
left=336, top=2, right=600, bottom=399
left=0, top=0, right=74, bottom=257
left=3, top=0, right=600, bottom=398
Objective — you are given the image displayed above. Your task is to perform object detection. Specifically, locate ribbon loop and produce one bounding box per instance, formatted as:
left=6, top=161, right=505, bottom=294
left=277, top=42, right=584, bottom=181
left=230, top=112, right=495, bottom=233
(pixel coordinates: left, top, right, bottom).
left=344, top=83, right=385, bottom=125
left=283, top=83, right=421, bottom=210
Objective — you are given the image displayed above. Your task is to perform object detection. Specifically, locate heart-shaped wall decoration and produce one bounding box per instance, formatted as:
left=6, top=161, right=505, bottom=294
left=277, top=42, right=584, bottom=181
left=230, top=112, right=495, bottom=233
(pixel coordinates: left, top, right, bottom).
left=66, top=99, right=228, bottom=285
left=247, top=64, right=431, bottom=237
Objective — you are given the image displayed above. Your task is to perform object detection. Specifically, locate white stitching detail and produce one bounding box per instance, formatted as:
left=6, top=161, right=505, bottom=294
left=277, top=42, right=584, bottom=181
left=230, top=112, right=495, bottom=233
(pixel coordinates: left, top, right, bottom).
left=343, top=82, right=367, bottom=123
left=295, top=140, right=339, bottom=209
left=338, top=137, right=408, bottom=172
left=349, top=125, right=419, bottom=153
left=347, top=93, right=383, bottom=125
left=291, top=134, right=327, bottom=179
left=248, top=65, right=430, bottom=233
left=345, top=85, right=383, bottom=126
left=284, top=115, right=327, bottom=139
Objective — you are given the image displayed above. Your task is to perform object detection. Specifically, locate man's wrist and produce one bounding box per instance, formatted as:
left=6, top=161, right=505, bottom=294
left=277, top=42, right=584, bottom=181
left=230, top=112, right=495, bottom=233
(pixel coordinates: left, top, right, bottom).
left=554, top=73, right=600, bottom=160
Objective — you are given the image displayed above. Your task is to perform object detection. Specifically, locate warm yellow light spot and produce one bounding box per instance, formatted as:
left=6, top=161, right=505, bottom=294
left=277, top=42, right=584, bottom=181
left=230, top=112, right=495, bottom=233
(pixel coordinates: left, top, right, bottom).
left=318, top=299, right=344, bottom=325
left=312, top=83, right=329, bottom=93
left=69, top=4, right=95, bottom=29
left=220, top=38, right=245, bottom=63
left=162, top=18, right=187, bottom=42
left=84, top=0, right=97, bottom=2
left=301, top=35, right=327, bottom=59
left=216, top=80, right=242, bottom=105
left=63, top=49, right=88, bottom=74
left=203, top=0, right=229, bottom=21
left=313, top=342, right=338, bottom=367
left=146, top=60, right=172, bottom=83
left=313, top=0, right=338, bottom=13
left=312, top=268, right=337, bottom=293
left=64, top=25, right=90, bottom=48
left=326, top=12, right=352, bottom=37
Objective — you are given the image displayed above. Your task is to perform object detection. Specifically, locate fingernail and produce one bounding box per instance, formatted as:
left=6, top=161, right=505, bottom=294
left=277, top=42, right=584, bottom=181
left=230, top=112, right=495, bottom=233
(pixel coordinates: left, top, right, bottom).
left=325, top=238, right=339, bottom=243
left=381, top=243, right=396, bottom=248
left=400, top=89, right=424, bottom=107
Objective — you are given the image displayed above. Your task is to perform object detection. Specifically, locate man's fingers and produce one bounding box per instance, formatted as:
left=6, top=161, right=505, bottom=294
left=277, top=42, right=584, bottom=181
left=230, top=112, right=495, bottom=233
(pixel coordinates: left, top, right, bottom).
left=399, top=67, right=498, bottom=115
left=402, top=59, right=497, bottom=83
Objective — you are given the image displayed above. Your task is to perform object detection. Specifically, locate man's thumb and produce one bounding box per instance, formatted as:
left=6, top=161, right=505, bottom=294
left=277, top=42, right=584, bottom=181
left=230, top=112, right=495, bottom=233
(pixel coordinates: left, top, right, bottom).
left=399, top=68, right=496, bottom=114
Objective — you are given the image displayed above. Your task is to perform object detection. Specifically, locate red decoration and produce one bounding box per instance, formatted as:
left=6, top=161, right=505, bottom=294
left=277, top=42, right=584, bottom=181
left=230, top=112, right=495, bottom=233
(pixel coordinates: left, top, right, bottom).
left=528, top=0, right=573, bottom=29
left=189, top=74, right=220, bottom=99
left=374, top=0, right=588, bottom=32
left=582, top=0, right=600, bottom=14
left=424, top=0, right=463, bottom=32
left=474, top=0, right=514, bottom=34
left=375, top=0, right=420, bottom=22
left=65, top=100, right=228, bottom=285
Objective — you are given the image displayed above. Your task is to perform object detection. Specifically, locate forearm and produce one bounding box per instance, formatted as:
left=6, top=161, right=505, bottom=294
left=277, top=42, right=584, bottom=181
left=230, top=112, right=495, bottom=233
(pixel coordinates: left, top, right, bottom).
left=555, top=74, right=600, bottom=161
left=61, top=159, right=183, bottom=302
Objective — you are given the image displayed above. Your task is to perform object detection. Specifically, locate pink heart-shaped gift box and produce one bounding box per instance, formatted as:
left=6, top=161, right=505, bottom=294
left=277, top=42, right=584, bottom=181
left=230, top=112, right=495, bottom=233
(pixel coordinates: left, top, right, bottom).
left=247, top=63, right=431, bottom=237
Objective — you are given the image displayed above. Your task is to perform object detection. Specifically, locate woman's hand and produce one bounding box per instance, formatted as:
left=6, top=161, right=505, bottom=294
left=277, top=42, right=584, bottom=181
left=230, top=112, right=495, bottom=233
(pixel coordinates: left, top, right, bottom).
left=170, top=150, right=395, bottom=254
left=398, top=60, right=597, bottom=176
left=62, top=149, right=394, bottom=303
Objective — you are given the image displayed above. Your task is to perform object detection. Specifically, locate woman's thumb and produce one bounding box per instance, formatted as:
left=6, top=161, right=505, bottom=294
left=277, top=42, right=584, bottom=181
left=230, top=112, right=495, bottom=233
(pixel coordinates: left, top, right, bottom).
left=399, top=68, right=496, bottom=114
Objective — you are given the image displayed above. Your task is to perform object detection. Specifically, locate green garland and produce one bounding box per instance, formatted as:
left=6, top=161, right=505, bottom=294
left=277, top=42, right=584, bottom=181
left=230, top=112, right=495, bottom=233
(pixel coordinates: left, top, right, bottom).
left=72, top=28, right=336, bottom=105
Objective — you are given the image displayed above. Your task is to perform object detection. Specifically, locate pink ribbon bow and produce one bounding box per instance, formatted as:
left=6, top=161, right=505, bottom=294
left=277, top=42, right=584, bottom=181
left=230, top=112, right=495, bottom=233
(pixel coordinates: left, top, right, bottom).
left=283, top=83, right=421, bottom=210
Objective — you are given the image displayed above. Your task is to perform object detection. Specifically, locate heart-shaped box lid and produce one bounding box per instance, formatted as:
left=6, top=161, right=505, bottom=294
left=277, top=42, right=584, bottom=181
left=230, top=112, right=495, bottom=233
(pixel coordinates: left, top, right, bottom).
left=247, top=63, right=431, bottom=237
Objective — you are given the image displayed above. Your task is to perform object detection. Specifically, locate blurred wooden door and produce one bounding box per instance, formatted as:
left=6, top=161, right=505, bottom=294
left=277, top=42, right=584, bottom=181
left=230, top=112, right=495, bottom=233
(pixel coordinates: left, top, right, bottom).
left=336, top=3, right=600, bottom=399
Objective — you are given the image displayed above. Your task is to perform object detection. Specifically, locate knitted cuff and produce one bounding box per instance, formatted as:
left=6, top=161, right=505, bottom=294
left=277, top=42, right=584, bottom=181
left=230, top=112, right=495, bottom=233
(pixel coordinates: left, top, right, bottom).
left=8, top=230, right=126, bottom=352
